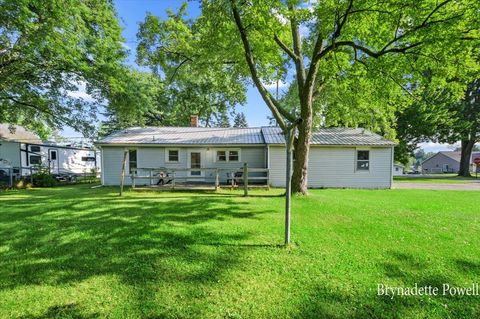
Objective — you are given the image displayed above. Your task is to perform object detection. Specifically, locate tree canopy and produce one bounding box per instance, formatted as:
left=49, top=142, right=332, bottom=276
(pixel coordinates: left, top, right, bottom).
left=0, top=0, right=129, bottom=138
left=181, top=0, right=479, bottom=192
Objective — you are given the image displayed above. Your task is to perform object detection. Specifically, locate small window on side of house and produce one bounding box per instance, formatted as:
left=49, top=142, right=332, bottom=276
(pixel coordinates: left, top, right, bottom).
left=229, top=150, right=239, bottom=162
left=356, top=150, right=369, bottom=171
left=30, top=145, right=41, bottom=152
left=217, top=151, right=227, bottom=162
left=168, top=150, right=179, bottom=162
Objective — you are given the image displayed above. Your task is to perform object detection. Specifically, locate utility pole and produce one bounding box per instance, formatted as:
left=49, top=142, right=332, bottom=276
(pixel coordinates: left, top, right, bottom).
left=284, top=118, right=302, bottom=245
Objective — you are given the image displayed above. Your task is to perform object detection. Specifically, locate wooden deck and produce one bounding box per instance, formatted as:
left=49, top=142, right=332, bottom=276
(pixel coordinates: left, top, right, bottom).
left=132, top=183, right=270, bottom=192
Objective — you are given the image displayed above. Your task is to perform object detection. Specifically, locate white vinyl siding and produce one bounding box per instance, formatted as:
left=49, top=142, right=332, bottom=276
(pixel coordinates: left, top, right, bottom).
left=0, top=141, right=21, bottom=167
left=101, top=146, right=266, bottom=185
left=269, top=145, right=393, bottom=189
left=102, top=147, right=128, bottom=186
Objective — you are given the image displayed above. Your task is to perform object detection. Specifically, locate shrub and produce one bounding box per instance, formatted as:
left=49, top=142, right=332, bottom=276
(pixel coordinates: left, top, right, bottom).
left=32, top=167, right=57, bottom=187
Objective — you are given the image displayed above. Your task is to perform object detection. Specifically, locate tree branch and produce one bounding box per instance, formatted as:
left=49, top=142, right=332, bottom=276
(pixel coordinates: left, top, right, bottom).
left=230, top=0, right=295, bottom=130
left=332, top=0, right=354, bottom=41
left=273, top=34, right=298, bottom=61
left=288, top=3, right=307, bottom=98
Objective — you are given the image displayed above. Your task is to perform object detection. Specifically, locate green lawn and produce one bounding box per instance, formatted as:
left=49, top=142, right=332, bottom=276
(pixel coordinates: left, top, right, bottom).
left=1, top=185, right=480, bottom=318
left=394, top=174, right=479, bottom=184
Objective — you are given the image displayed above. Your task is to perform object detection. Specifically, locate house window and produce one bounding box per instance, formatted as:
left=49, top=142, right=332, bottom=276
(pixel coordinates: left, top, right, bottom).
left=30, top=155, right=42, bottom=165
left=129, top=150, right=137, bottom=173
left=81, top=156, right=96, bottom=162
left=216, top=149, right=240, bottom=162
left=356, top=150, right=369, bottom=171
left=30, top=145, right=41, bottom=152
left=217, top=151, right=227, bottom=162
left=228, top=150, right=239, bottom=162
left=168, top=149, right=179, bottom=162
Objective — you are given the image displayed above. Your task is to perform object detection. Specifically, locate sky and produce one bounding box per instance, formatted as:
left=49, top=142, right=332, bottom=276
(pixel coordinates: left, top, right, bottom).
left=62, top=0, right=455, bottom=152
left=116, top=0, right=276, bottom=127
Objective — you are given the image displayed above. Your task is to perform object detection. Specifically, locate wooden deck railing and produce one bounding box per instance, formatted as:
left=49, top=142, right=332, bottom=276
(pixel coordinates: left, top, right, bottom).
left=129, top=164, right=269, bottom=195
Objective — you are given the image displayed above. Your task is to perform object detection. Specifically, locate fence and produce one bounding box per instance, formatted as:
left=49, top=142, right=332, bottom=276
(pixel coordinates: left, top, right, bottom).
left=129, top=163, right=269, bottom=195
left=0, top=166, right=99, bottom=187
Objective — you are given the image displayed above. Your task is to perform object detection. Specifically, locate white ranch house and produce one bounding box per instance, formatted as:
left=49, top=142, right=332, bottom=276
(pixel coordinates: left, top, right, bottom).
left=96, top=126, right=395, bottom=189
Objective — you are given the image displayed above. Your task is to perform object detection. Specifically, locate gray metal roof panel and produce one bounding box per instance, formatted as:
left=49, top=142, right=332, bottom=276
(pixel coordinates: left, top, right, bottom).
left=261, top=127, right=395, bottom=146
left=97, top=126, right=394, bottom=146
left=97, top=127, right=265, bottom=145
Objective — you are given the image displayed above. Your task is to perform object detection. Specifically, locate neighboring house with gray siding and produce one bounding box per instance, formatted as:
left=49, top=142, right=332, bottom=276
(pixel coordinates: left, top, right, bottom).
left=96, top=124, right=395, bottom=189
left=421, top=151, right=480, bottom=174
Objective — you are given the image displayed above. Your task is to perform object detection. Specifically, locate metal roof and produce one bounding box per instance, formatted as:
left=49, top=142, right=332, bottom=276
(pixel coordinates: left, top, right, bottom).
left=261, top=127, right=395, bottom=146
left=97, top=126, right=395, bottom=147
left=97, top=127, right=265, bottom=145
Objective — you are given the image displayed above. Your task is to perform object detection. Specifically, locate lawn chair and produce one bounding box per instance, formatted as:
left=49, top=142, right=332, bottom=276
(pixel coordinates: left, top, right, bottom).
left=227, top=168, right=243, bottom=186
left=156, top=171, right=173, bottom=186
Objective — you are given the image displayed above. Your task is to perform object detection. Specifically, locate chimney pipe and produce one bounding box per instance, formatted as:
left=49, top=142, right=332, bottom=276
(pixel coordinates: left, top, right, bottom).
left=190, top=115, right=199, bottom=127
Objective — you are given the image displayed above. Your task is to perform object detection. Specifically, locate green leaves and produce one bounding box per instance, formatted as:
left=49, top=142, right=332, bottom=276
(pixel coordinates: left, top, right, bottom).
left=0, top=0, right=126, bottom=137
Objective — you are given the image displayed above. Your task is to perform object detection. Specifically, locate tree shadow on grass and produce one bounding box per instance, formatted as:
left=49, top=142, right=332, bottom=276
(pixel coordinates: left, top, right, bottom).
left=0, top=186, right=278, bottom=317
left=20, top=303, right=97, bottom=319
left=296, top=251, right=480, bottom=319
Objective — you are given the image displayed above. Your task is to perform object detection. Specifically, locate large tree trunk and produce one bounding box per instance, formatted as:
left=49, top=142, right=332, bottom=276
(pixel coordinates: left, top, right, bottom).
left=291, top=99, right=313, bottom=195
left=459, top=139, right=475, bottom=177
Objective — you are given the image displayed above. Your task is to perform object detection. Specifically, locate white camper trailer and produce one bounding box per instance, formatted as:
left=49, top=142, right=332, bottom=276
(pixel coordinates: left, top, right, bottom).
left=20, top=142, right=99, bottom=175
left=0, top=125, right=100, bottom=184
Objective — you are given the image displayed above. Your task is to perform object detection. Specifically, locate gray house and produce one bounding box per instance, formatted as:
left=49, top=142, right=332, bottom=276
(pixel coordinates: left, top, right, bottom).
left=96, top=124, right=395, bottom=189
left=422, top=151, right=480, bottom=174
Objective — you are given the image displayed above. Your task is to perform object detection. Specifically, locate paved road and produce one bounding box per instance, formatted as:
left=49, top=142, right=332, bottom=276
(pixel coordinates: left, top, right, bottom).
left=394, top=182, right=480, bottom=191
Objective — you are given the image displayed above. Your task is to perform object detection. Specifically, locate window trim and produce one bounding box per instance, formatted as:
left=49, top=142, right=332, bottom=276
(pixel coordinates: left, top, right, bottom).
left=165, top=148, right=180, bottom=163
left=128, top=149, right=137, bottom=174
left=29, top=155, right=42, bottom=165
left=355, top=149, right=370, bottom=172
left=214, top=148, right=241, bottom=163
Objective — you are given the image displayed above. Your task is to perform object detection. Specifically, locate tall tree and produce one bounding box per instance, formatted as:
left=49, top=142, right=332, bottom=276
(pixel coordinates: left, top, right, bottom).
left=215, top=110, right=231, bottom=127
left=233, top=112, right=248, bottom=127
left=136, top=5, right=246, bottom=129
left=0, top=0, right=126, bottom=137
left=450, top=79, right=479, bottom=176
left=199, top=0, right=478, bottom=193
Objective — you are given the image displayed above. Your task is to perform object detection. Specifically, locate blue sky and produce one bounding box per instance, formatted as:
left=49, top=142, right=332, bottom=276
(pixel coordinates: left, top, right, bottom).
left=63, top=0, right=454, bottom=152
left=115, top=0, right=276, bottom=127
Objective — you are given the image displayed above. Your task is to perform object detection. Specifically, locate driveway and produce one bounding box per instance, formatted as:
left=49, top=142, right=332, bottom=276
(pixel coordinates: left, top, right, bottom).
left=394, top=182, right=480, bottom=191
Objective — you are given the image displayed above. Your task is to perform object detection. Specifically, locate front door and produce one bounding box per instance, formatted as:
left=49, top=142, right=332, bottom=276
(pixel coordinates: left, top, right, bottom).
left=190, top=152, right=202, bottom=176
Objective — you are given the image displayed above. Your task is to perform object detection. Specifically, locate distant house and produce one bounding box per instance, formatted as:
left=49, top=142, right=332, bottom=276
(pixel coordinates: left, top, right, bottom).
left=96, top=118, right=396, bottom=189
left=421, top=151, right=480, bottom=174
left=0, top=124, right=100, bottom=177
left=393, top=163, right=404, bottom=176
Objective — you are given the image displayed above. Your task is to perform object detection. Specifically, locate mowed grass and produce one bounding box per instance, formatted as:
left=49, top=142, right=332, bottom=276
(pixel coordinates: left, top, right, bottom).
left=394, top=174, right=479, bottom=184
left=0, top=185, right=480, bottom=318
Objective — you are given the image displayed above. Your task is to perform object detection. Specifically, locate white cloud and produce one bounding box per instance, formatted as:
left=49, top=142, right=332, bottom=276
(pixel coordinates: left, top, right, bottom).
left=263, top=79, right=289, bottom=90
left=418, top=141, right=459, bottom=152
left=67, top=81, right=95, bottom=102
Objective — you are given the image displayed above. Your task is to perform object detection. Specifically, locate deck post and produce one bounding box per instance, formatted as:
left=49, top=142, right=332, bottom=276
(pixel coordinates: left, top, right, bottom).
left=243, top=162, right=248, bottom=196
left=132, top=168, right=136, bottom=189
left=149, top=169, right=153, bottom=186
left=230, top=171, right=234, bottom=189
left=215, top=169, right=219, bottom=191
left=9, top=168, right=13, bottom=187
left=266, top=169, right=270, bottom=190
left=30, top=167, right=33, bottom=184
left=119, top=150, right=128, bottom=196
left=172, top=171, right=176, bottom=189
